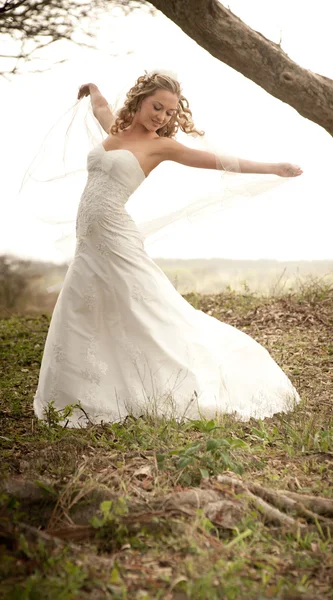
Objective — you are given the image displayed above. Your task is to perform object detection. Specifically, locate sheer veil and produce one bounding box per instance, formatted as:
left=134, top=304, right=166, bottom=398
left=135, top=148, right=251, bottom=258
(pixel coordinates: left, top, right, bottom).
left=20, top=68, right=291, bottom=288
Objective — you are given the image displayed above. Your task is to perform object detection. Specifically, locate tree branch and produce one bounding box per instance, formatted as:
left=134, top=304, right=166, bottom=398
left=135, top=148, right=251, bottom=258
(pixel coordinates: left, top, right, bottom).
left=149, top=0, right=333, bottom=135
left=0, top=0, right=150, bottom=75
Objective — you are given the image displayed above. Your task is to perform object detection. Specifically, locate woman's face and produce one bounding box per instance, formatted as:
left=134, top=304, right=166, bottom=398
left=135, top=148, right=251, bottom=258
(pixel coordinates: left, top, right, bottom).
left=138, top=89, right=179, bottom=132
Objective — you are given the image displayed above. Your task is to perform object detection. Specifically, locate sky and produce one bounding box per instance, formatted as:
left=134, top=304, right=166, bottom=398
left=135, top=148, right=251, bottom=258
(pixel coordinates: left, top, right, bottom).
left=1, top=0, right=333, bottom=263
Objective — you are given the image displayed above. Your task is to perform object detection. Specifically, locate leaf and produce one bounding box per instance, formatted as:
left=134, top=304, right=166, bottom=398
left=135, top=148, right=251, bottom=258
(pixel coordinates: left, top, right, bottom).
left=199, top=468, right=210, bottom=479
left=251, top=427, right=268, bottom=440
left=156, top=453, right=165, bottom=466
left=177, top=456, right=194, bottom=469
left=220, top=451, right=233, bottom=467
left=228, top=438, right=249, bottom=449
left=185, top=442, right=203, bottom=456
left=225, top=528, right=253, bottom=548
left=34, top=479, right=57, bottom=497
left=188, top=419, right=221, bottom=433
left=100, top=500, right=112, bottom=519
left=90, top=516, right=104, bottom=529
left=206, top=439, right=220, bottom=451
left=109, top=566, right=122, bottom=585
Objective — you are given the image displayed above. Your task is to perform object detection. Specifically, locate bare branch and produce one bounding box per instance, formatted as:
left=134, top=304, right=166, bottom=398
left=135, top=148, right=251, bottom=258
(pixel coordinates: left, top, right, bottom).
left=0, top=0, right=27, bottom=12
left=0, top=0, right=151, bottom=75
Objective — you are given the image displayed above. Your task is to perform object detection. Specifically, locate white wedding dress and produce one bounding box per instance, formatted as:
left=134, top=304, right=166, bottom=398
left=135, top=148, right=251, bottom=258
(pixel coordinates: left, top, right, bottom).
left=34, top=143, right=300, bottom=426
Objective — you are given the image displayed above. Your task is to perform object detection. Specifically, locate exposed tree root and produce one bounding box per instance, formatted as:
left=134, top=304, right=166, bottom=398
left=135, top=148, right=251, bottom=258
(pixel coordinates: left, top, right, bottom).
left=216, top=475, right=333, bottom=533
left=2, top=473, right=333, bottom=542
left=214, top=476, right=303, bottom=529
left=277, top=489, right=333, bottom=518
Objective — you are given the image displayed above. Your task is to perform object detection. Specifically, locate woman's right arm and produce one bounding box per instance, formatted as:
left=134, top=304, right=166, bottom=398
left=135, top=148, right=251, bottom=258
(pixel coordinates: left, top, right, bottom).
left=78, top=83, right=114, bottom=134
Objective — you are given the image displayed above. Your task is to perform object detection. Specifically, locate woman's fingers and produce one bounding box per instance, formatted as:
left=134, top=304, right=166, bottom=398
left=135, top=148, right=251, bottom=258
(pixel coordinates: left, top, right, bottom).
left=77, top=84, right=90, bottom=100
left=289, top=164, right=303, bottom=177
left=278, top=163, right=303, bottom=177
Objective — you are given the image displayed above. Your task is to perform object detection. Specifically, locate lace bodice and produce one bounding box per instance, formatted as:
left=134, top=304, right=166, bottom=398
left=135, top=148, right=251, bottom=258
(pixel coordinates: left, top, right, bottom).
left=76, top=144, right=145, bottom=240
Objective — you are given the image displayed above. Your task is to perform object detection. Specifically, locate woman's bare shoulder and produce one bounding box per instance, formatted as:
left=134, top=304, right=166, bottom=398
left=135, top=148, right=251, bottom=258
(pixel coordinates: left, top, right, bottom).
left=151, top=136, right=178, bottom=158
left=152, top=137, right=218, bottom=170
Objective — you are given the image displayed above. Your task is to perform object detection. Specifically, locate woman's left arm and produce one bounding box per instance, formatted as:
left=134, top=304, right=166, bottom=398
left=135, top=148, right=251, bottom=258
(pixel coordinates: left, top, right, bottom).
left=158, top=138, right=303, bottom=177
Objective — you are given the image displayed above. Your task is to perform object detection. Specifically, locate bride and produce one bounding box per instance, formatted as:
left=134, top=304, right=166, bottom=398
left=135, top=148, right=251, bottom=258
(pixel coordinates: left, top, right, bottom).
left=34, top=71, right=303, bottom=427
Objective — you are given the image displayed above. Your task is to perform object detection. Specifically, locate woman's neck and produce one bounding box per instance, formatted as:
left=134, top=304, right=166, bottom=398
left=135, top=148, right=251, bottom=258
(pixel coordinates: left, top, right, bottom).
left=121, top=121, right=158, bottom=140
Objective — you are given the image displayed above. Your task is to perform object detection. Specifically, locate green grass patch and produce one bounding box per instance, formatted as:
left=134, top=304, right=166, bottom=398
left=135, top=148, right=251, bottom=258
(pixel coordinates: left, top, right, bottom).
left=1, top=286, right=332, bottom=599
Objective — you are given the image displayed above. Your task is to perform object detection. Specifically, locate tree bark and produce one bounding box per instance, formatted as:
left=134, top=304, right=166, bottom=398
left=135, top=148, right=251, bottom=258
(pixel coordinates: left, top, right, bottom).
left=149, top=0, right=333, bottom=136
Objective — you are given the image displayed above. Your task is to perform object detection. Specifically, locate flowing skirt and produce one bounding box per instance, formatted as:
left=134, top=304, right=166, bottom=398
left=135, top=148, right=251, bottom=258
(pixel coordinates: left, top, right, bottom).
left=34, top=227, right=299, bottom=427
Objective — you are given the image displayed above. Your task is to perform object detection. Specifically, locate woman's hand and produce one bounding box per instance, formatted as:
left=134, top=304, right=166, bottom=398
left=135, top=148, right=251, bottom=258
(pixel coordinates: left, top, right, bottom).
left=77, top=83, right=97, bottom=100
left=275, top=162, right=303, bottom=177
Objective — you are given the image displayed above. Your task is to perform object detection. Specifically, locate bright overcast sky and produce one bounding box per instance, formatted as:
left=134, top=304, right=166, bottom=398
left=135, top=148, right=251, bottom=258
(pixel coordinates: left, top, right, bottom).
left=1, top=0, right=333, bottom=263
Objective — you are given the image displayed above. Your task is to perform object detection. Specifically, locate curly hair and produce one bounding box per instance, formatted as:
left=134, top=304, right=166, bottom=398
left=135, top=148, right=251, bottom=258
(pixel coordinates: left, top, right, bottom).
left=110, top=71, right=204, bottom=138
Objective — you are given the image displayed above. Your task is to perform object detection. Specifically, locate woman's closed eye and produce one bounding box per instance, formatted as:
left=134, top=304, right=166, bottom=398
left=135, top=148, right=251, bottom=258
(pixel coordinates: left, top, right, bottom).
left=154, top=106, right=173, bottom=117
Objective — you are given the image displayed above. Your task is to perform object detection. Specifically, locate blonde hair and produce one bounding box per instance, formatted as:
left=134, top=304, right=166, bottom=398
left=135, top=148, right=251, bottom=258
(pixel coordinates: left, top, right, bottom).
left=110, top=71, right=204, bottom=138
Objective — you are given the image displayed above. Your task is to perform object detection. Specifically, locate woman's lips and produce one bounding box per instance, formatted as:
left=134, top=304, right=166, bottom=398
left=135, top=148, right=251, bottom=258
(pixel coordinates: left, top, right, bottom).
left=152, top=120, right=162, bottom=126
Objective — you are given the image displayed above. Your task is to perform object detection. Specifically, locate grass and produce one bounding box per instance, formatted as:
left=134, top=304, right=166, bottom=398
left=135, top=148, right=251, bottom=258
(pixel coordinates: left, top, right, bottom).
left=0, top=283, right=332, bottom=599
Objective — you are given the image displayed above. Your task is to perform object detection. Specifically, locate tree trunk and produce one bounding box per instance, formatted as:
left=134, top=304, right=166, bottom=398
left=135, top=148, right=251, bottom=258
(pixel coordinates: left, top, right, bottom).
left=149, top=0, right=333, bottom=136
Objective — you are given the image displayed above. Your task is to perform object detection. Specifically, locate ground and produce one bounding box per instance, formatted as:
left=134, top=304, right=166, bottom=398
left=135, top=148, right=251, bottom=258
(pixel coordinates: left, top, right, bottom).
left=0, top=282, right=332, bottom=599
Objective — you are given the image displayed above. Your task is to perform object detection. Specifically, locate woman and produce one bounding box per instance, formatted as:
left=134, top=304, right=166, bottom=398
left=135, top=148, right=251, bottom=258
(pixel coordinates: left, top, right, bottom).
left=34, top=71, right=303, bottom=427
